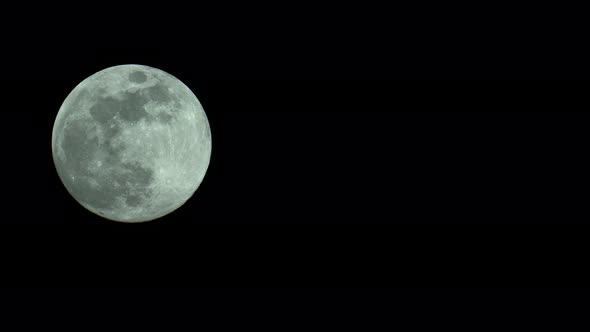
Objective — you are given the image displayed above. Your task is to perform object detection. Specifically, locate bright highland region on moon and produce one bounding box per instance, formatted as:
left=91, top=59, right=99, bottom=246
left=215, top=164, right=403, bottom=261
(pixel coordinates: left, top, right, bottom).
left=52, top=64, right=212, bottom=223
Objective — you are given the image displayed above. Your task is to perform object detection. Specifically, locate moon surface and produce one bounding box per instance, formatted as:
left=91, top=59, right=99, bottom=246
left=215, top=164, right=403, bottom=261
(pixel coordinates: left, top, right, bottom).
left=52, top=64, right=212, bottom=223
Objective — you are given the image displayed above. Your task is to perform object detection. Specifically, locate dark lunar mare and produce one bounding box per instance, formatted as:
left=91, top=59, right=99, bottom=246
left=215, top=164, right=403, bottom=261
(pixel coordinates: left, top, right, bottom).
left=89, top=91, right=150, bottom=124
left=61, top=119, right=98, bottom=177
left=129, top=71, right=147, bottom=83
left=58, top=87, right=173, bottom=213
left=59, top=119, right=121, bottom=211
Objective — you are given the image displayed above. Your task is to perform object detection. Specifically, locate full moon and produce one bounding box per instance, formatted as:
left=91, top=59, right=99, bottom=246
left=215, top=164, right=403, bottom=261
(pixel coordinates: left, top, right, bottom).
left=52, top=64, right=212, bottom=223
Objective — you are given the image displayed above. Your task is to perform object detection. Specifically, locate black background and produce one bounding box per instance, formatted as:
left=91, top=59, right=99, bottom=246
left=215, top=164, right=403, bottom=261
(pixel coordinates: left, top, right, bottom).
left=0, top=4, right=589, bottom=321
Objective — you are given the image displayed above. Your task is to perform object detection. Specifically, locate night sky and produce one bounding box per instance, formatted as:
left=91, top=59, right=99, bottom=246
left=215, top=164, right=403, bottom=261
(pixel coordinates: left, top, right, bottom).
left=1, top=6, right=588, bottom=292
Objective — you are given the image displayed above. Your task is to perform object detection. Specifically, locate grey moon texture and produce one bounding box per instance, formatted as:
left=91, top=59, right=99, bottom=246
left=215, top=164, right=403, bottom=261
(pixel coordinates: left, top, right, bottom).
left=52, top=64, right=212, bottom=223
